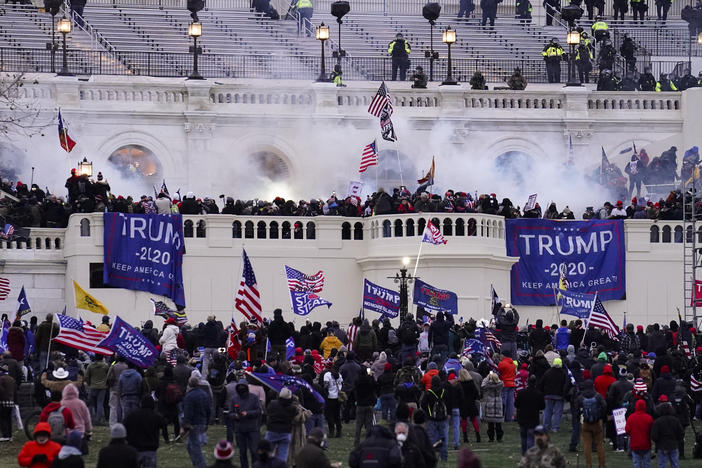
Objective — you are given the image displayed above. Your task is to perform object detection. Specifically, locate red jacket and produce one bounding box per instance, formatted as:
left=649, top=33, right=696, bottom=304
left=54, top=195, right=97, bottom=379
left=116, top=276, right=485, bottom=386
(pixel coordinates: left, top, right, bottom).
left=421, top=369, right=439, bottom=390
left=17, top=422, right=61, bottom=468
left=625, top=399, right=653, bottom=451
left=594, top=365, right=616, bottom=398
left=497, top=357, right=516, bottom=388
left=39, top=401, right=75, bottom=438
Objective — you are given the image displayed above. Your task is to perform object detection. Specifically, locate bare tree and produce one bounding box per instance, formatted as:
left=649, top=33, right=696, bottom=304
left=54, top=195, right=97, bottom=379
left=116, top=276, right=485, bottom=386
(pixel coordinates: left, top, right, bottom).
left=0, top=73, right=49, bottom=137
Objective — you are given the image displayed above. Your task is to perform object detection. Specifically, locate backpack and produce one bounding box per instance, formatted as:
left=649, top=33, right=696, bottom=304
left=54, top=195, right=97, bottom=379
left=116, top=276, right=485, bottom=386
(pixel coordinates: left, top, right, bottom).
left=428, top=389, right=447, bottom=420
left=47, top=405, right=66, bottom=441
left=582, top=395, right=600, bottom=423
left=164, top=383, right=184, bottom=405
left=358, top=444, right=396, bottom=467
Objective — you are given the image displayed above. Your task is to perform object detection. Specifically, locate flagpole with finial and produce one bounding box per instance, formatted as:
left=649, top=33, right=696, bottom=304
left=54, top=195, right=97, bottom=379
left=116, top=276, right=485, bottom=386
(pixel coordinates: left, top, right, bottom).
left=393, top=139, right=404, bottom=188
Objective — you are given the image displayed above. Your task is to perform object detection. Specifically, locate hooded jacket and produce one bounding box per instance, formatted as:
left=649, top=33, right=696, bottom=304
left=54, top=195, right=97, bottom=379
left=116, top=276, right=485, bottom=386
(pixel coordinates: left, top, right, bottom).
left=17, top=422, right=62, bottom=468
left=118, top=369, right=143, bottom=398
left=625, top=399, right=653, bottom=451
left=228, top=382, right=262, bottom=433
left=159, top=324, right=180, bottom=353
left=651, top=403, right=684, bottom=451
left=266, top=396, right=297, bottom=433
left=61, top=384, right=92, bottom=434
left=594, top=365, right=616, bottom=398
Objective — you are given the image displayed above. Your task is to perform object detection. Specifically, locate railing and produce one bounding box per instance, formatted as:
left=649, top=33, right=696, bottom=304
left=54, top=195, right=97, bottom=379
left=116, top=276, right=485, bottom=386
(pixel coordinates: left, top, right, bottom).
left=611, top=26, right=702, bottom=57
left=0, top=229, right=65, bottom=251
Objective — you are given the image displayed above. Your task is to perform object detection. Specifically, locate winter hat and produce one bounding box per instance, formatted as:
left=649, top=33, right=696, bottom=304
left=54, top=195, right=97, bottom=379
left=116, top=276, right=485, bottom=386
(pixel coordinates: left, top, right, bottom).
left=279, top=388, right=292, bottom=400
left=658, top=394, right=668, bottom=402
left=110, top=423, right=127, bottom=439
left=634, top=378, right=647, bottom=395
left=65, top=430, right=83, bottom=448
left=521, top=363, right=529, bottom=369
left=448, top=372, right=457, bottom=381
left=384, top=362, right=392, bottom=372
left=165, top=317, right=177, bottom=326
left=552, top=358, right=563, bottom=368
left=428, top=362, right=437, bottom=370
left=616, top=200, right=623, bottom=206
left=214, top=440, right=234, bottom=460
left=647, top=352, right=656, bottom=359
left=637, top=325, right=644, bottom=332
left=597, top=352, right=607, bottom=361
left=660, top=365, right=670, bottom=374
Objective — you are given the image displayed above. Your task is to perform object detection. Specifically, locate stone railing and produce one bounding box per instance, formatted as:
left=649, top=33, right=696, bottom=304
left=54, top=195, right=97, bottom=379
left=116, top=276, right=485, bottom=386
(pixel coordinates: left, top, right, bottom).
left=0, top=228, right=66, bottom=259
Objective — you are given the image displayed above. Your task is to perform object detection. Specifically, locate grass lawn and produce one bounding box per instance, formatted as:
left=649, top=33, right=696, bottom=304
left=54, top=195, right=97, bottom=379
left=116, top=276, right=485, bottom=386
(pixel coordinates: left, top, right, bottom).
left=0, top=419, right=700, bottom=467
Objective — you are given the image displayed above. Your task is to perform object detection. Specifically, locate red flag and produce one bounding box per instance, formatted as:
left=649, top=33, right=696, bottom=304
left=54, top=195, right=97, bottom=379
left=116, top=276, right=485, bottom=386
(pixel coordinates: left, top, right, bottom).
left=227, top=323, right=241, bottom=359
left=58, top=109, right=76, bottom=153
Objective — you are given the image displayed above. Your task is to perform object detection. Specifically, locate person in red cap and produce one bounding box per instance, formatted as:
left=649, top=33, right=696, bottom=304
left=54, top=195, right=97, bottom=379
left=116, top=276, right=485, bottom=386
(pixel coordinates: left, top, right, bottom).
left=610, top=200, right=627, bottom=218
left=636, top=325, right=648, bottom=350
left=625, top=399, right=653, bottom=468
left=652, top=365, right=676, bottom=402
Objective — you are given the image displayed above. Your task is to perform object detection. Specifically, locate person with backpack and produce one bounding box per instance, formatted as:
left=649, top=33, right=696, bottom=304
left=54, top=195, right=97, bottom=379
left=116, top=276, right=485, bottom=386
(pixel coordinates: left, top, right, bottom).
left=39, top=391, right=75, bottom=445
left=323, top=367, right=344, bottom=438
left=398, top=315, right=420, bottom=363
left=421, top=376, right=450, bottom=461
left=118, top=362, right=143, bottom=422
left=625, top=399, right=654, bottom=468
left=123, top=395, right=166, bottom=468
left=481, top=371, right=505, bottom=442
left=353, top=320, right=378, bottom=363
left=348, top=425, right=402, bottom=468
left=576, top=380, right=607, bottom=468
left=671, top=381, right=692, bottom=459
left=229, top=378, right=262, bottom=468
left=651, top=400, right=684, bottom=467
left=0, top=362, right=17, bottom=442
left=60, top=383, right=91, bottom=444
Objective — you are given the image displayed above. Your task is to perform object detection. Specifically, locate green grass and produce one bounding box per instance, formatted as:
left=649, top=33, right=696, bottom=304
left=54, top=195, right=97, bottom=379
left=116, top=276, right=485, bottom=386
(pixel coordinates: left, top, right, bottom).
left=1, top=419, right=700, bottom=467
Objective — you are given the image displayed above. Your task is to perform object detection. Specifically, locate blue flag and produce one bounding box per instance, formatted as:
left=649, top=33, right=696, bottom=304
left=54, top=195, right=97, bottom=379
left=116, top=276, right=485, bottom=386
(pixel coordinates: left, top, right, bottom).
left=558, top=289, right=595, bottom=319
left=103, top=213, right=186, bottom=307
left=289, top=290, right=332, bottom=316
left=248, top=372, right=325, bottom=404
left=16, top=286, right=31, bottom=320
left=462, top=338, right=485, bottom=357
left=413, top=279, right=458, bottom=315
left=0, top=320, right=9, bottom=353
left=362, top=279, right=400, bottom=319
left=98, top=316, right=158, bottom=368
left=285, top=337, right=295, bottom=360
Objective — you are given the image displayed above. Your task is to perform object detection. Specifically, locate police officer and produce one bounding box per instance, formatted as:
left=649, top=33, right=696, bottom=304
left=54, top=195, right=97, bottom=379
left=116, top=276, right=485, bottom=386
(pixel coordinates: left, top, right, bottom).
left=591, top=16, right=610, bottom=43
left=330, top=64, right=345, bottom=87
left=388, top=33, right=411, bottom=81
left=410, top=66, right=428, bottom=88
left=585, top=0, right=604, bottom=19
left=543, top=0, right=560, bottom=26
left=516, top=0, right=533, bottom=23
left=295, top=0, right=313, bottom=37
left=631, top=0, right=647, bottom=23
left=656, top=73, right=678, bottom=91
left=597, top=39, right=615, bottom=73
left=619, top=33, right=637, bottom=73
left=596, top=69, right=620, bottom=91
left=639, top=67, right=657, bottom=91
left=613, top=0, right=628, bottom=20
left=575, top=39, right=593, bottom=83
left=542, top=38, right=564, bottom=83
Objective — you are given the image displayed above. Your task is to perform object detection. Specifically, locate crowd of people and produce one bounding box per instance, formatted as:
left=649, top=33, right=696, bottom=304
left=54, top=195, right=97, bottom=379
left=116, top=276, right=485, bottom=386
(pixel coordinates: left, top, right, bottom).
left=0, top=305, right=701, bottom=468
left=0, top=144, right=697, bottom=233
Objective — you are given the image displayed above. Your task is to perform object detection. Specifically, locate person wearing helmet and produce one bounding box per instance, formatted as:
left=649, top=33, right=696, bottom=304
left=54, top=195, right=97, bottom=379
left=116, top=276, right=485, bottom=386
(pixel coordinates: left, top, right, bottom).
left=388, top=33, right=411, bottom=81
left=542, top=37, right=564, bottom=83
left=410, top=65, right=427, bottom=88
left=591, top=17, right=609, bottom=42
left=656, top=73, right=678, bottom=92
left=597, top=39, right=615, bottom=73
left=330, top=63, right=346, bottom=87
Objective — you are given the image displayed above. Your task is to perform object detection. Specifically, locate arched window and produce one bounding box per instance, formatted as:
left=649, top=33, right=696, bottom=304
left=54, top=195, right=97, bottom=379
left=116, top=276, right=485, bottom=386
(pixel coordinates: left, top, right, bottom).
left=394, top=219, right=403, bottom=237
left=306, top=222, right=316, bottom=240
left=196, top=220, right=206, bottom=238
left=55, top=238, right=61, bottom=249
left=353, top=222, right=363, bottom=240
left=282, top=221, right=291, bottom=239
left=443, top=218, right=453, bottom=236
left=232, top=221, right=242, bottom=238
left=406, top=219, right=415, bottom=237
left=674, top=225, right=683, bottom=243
left=257, top=221, right=267, bottom=239
left=467, top=218, right=477, bottom=236
left=342, top=222, right=351, bottom=240
left=685, top=225, right=693, bottom=243
left=431, top=218, right=440, bottom=233
left=108, top=144, right=161, bottom=185
left=244, top=221, right=254, bottom=239
left=418, top=218, right=427, bottom=235
left=269, top=221, right=279, bottom=239
left=80, top=218, right=91, bottom=237
left=650, top=225, right=659, bottom=243
left=45, top=238, right=51, bottom=249
left=455, top=218, right=465, bottom=236
left=294, top=222, right=304, bottom=239
left=35, top=238, right=41, bottom=249
left=662, top=225, right=671, bottom=243
left=184, top=220, right=194, bottom=237
left=382, top=220, right=391, bottom=238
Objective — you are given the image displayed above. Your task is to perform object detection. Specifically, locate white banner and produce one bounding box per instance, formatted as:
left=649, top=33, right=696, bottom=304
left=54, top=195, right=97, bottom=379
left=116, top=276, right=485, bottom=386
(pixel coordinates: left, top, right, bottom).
left=612, top=407, right=627, bottom=435
left=347, top=180, right=364, bottom=198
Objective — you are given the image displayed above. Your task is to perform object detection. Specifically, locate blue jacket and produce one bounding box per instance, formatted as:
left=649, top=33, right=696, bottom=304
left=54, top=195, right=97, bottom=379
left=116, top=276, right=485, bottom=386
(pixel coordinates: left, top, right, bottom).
left=229, top=386, right=262, bottom=433
left=183, top=387, right=211, bottom=427
left=555, top=327, right=571, bottom=351
left=118, top=369, right=143, bottom=398
left=443, top=358, right=462, bottom=375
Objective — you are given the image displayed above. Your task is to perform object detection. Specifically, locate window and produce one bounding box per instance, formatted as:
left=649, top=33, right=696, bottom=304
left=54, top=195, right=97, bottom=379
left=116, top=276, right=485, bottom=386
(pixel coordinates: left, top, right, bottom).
left=443, top=218, right=453, bottom=236
left=650, top=225, right=659, bottom=243
left=394, top=219, right=403, bottom=237
left=80, top=218, right=91, bottom=237
left=89, top=263, right=118, bottom=288
left=108, top=144, right=161, bottom=184
left=196, top=220, right=206, bottom=238
left=353, top=222, right=363, bottom=240
left=257, top=221, right=267, bottom=239
left=245, top=221, right=254, bottom=239
left=270, top=221, right=279, bottom=239
left=342, top=222, right=351, bottom=240
left=184, top=220, right=194, bottom=237
left=306, top=222, right=316, bottom=240
left=662, top=225, right=671, bottom=243
left=456, top=218, right=465, bottom=236
left=232, top=221, right=242, bottom=238
left=282, top=221, right=291, bottom=239
left=405, top=219, right=415, bottom=237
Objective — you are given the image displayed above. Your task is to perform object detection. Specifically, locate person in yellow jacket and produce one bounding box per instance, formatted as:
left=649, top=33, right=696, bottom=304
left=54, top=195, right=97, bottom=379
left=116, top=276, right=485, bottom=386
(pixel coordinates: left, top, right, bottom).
left=591, top=17, right=610, bottom=42
left=388, top=33, right=411, bottom=81
left=295, top=0, right=314, bottom=37
left=656, top=73, right=678, bottom=92
left=320, top=329, right=343, bottom=358
left=542, top=38, right=564, bottom=83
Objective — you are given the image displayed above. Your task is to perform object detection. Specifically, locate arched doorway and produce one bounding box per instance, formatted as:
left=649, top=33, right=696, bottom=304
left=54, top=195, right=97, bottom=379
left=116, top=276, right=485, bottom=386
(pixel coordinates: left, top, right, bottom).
left=108, top=144, right=161, bottom=184
left=494, top=151, right=535, bottom=188
left=359, top=149, right=417, bottom=190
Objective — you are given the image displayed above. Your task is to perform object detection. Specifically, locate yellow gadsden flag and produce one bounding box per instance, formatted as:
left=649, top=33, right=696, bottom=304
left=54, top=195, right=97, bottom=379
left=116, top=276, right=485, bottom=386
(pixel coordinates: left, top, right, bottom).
left=73, top=281, right=109, bottom=315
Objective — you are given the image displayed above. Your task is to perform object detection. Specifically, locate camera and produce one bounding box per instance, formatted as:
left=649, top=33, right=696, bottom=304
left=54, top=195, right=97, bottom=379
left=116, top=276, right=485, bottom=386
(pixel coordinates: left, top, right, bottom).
left=422, top=3, right=441, bottom=24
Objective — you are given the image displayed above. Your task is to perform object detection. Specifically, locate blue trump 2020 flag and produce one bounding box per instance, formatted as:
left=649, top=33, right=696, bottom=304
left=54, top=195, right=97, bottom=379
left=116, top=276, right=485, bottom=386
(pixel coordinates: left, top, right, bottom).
left=248, top=372, right=325, bottom=404
left=558, top=289, right=595, bottom=319
left=505, top=219, right=626, bottom=306
left=98, top=316, right=158, bottom=368
left=413, top=279, right=458, bottom=315
left=285, top=337, right=296, bottom=360
left=362, top=279, right=400, bottom=318
left=103, top=213, right=186, bottom=307
left=289, top=290, right=332, bottom=316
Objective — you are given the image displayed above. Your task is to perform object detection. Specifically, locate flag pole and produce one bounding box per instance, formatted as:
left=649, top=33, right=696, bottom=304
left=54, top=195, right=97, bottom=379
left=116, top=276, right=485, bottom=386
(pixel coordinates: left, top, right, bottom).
left=413, top=234, right=425, bottom=278
left=580, top=291, right=598, bottom=349
left=45, top=314, right=54, bottom=369
left=393, top=140, right=404, bottom=187
left=551, top=286, right=560, bottom=324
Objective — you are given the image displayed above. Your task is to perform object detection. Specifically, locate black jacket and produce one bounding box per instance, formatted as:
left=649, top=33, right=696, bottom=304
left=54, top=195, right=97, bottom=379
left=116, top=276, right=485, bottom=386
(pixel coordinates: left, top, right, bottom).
left=266, top=397, right=297, bottom=433
left=123, top=407, right=165, bottom=451
left=295, top=442, right=333, bottom=468
left=651, top=404, right=684, bottom=451
left=355, top=372, right=378, bottom=407
left=349, top=425, right=402, bottom=468
left=538, top=367, right=569, bottom=398
left=52, top=454, right=85, bottom=468
left=515, top=386, right=545, bottom=428
left=96, top=440, right=139, bottom=468
left=267, top=317, right=290, bottom=346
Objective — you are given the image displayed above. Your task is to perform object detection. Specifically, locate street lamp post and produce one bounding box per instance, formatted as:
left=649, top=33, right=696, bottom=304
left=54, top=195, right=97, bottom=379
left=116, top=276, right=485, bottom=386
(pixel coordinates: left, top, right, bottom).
left=188, top=21, right=204, bottom=80
left=77, top=157, right=93, bottom=177
left=56, top=16, right=73, bottom=76
left=390, top=257, right=415, bottom=321
left=316, top=23, right=330, bottom=82
left=566, top=29, right=581, bottom=87
left=441, top=26, right=457, bottom=85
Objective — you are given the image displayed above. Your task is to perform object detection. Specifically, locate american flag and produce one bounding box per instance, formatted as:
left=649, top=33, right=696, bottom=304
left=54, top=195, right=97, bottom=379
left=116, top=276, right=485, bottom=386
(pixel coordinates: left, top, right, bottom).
left=462, top=338, right=486, bottom=357
left=151, top=298, right=187, bottom=325
left=285, top=265, right=325, bottom=293
left=0, top=277, right=9, bottom=301
left=587, top=295, right=620, bottom=339
left=235, top=249, right=263, bottom=323
left=422, top=221, right=447, bottom=245
left=0, top=224, right=14, bottom=240
left=367, top=81, right=393, bottom=118
left=359, top=140, right=379, bottom=173
left=347, top=323, right=360, bottom=351
left=54, top=314, right=113, bottom=355
left=691, top=374, right=702, bottom=392
left=476, top=326, right=502, bottom=349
